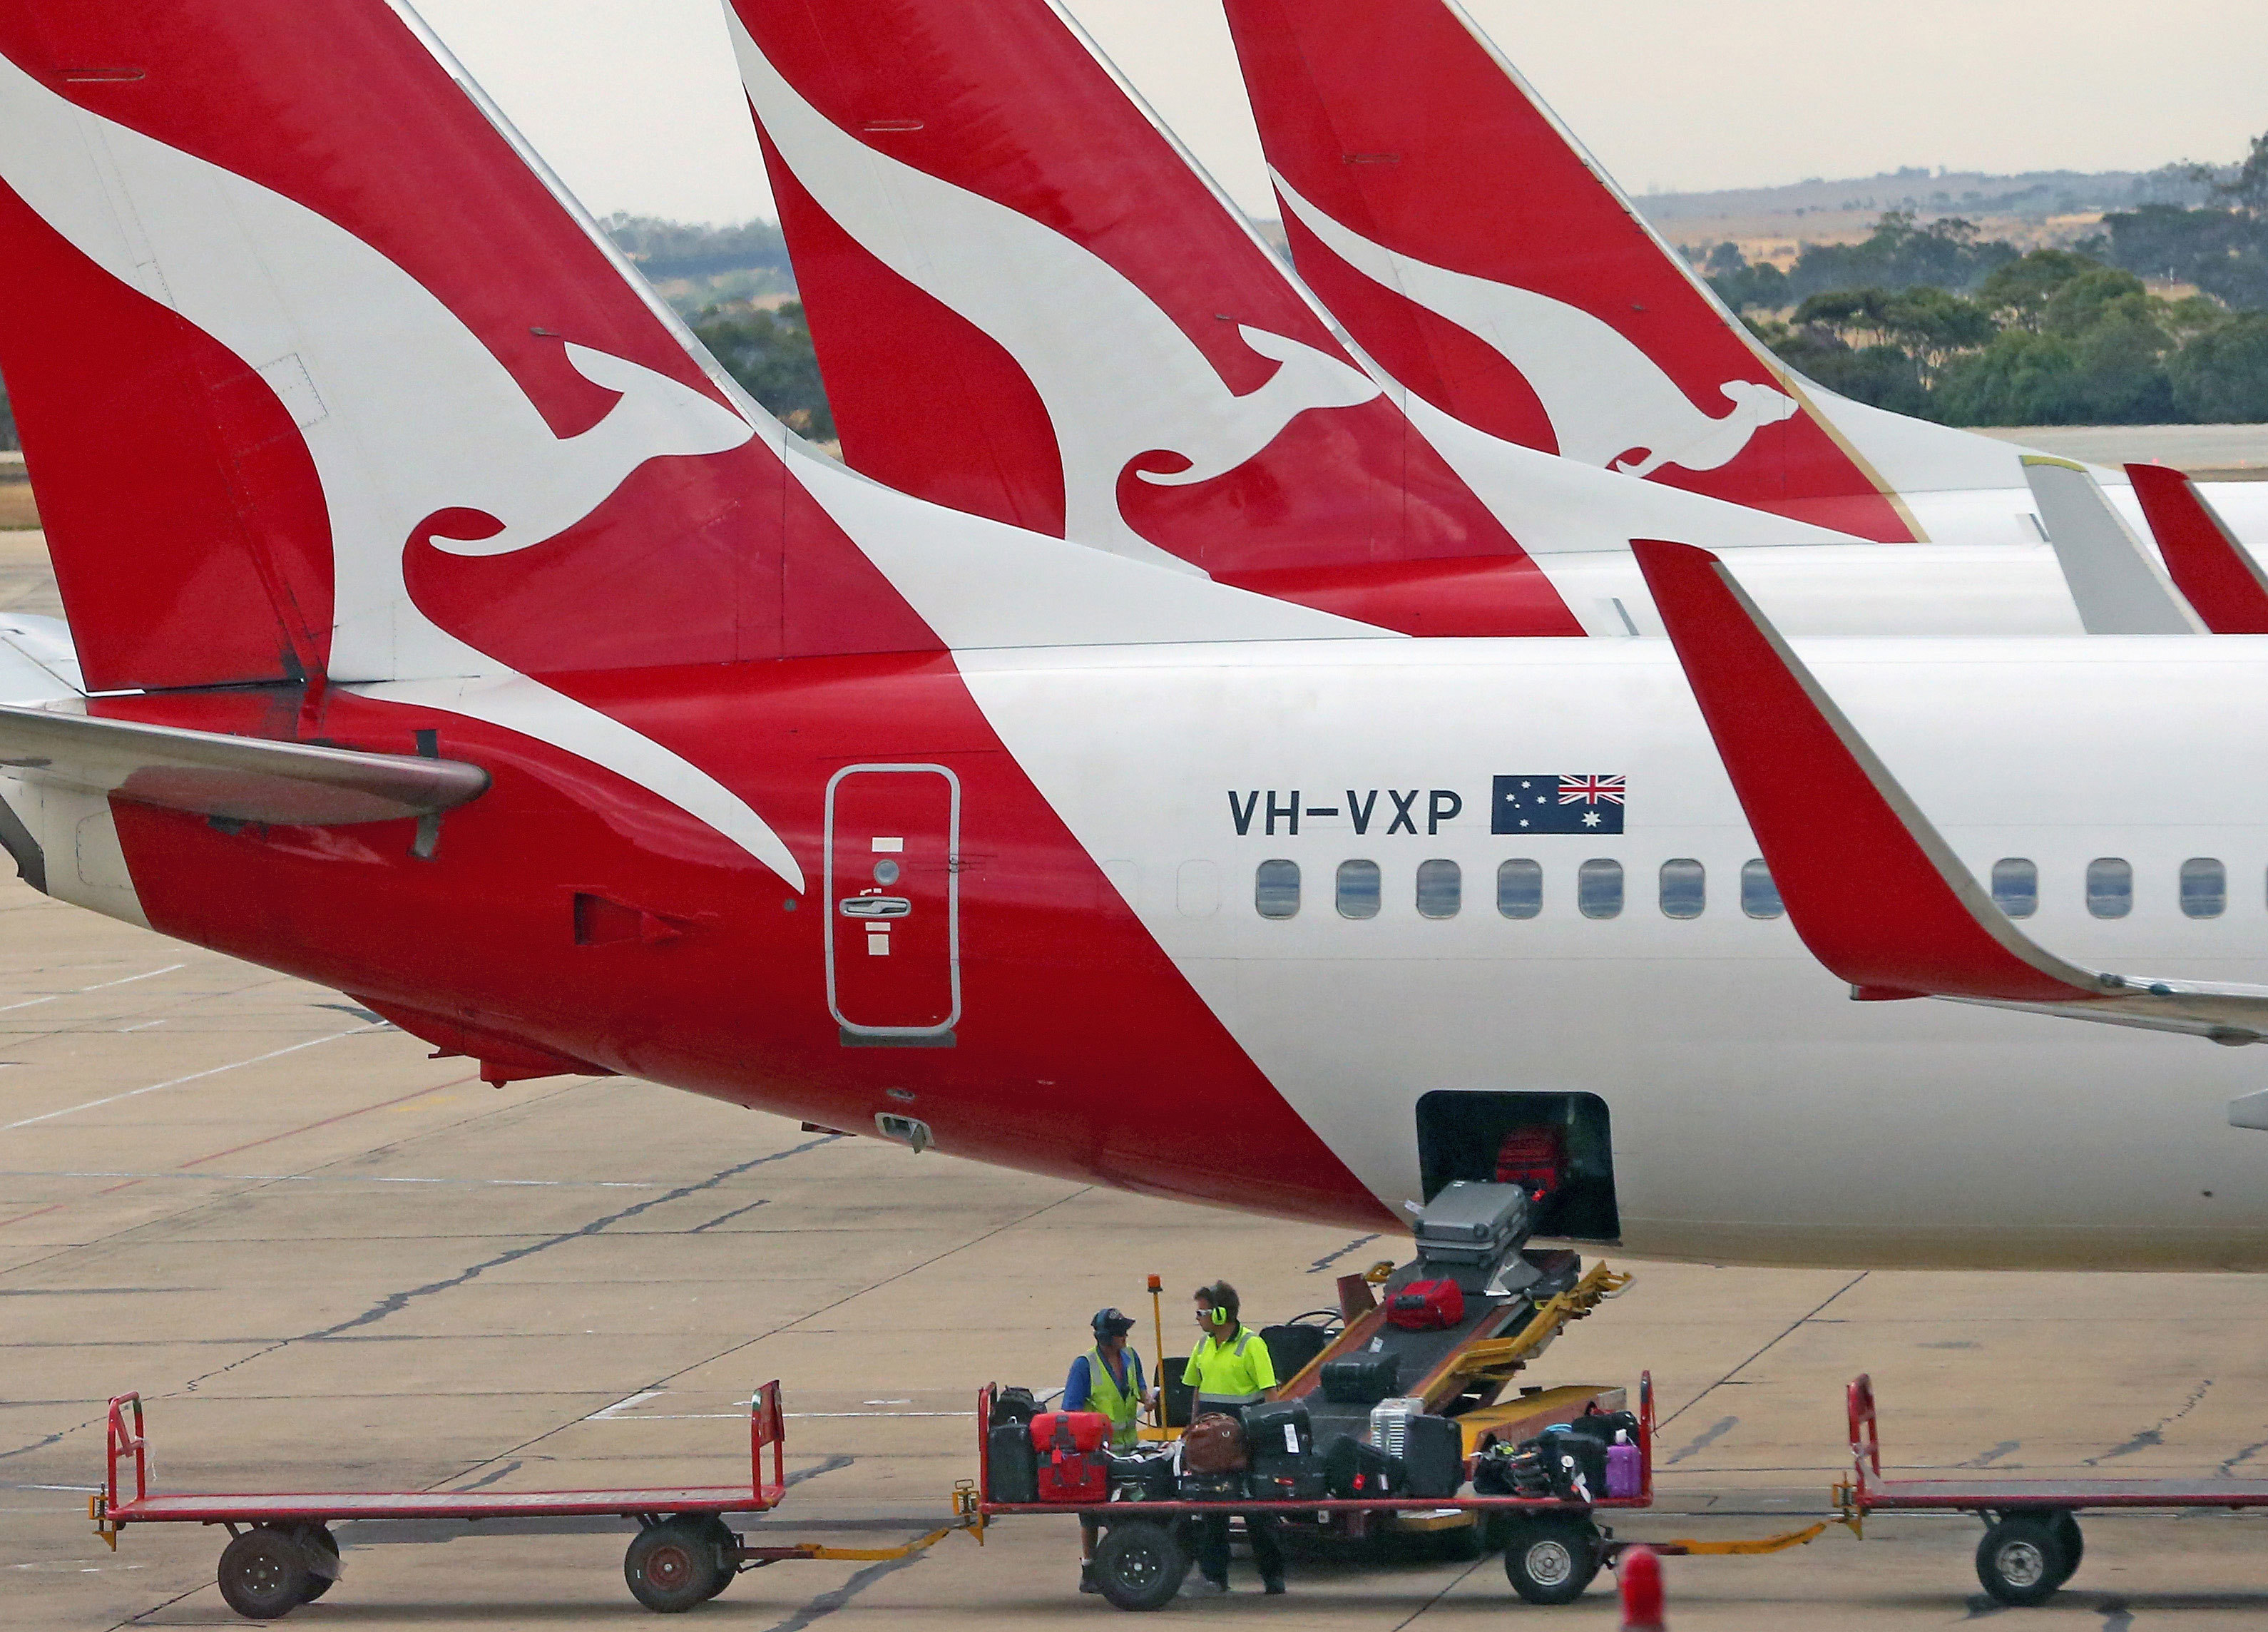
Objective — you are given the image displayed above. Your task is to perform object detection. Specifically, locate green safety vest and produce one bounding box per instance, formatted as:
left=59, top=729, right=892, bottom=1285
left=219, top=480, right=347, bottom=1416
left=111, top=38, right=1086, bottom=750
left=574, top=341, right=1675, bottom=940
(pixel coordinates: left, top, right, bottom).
left=1085, top=1348, right=1143, bottom=1447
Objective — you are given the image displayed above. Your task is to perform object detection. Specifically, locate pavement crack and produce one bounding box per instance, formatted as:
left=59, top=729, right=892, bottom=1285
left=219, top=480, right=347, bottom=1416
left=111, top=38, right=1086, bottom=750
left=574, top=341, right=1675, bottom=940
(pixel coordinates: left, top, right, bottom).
left=760, top=1545, right=929, bottom=1632
left=2221, top=1438, right=2268, bottom=1475
left=2087, top=1378, right=2212, bottom=1465
left=689, top=1198, right=771, bottom=1233
left=1308, top=1234, right=1380, bottom=1273
left=1658, top=1271, right=1866, bottom=1429
left=1960, top=1441, right=2021, bottom=1469
left=449, top=1459, right=520, bottom=1491
left=1665, top=1417, right=1738, bottom=1465
left=307, top=1136, right=838, bottom=1339
left=2095, top=1595, right=2134, bottom=1632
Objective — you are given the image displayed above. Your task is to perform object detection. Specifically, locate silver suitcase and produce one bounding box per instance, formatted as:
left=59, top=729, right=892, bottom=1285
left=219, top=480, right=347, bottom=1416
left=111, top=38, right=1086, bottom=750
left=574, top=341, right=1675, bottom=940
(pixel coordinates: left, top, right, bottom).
left=1412, top=1180, right=1529, bottom=1265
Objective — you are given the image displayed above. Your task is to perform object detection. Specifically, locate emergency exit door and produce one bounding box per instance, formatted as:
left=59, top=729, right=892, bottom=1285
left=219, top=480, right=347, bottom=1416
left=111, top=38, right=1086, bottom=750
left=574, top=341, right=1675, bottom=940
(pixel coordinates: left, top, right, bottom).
left=824, top=765, right=960, bottom=1044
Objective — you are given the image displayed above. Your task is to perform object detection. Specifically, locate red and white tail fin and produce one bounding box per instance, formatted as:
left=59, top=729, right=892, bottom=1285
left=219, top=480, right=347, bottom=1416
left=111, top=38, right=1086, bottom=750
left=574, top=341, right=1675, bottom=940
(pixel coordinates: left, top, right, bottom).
left=2125, top=463, right=2268, bottom=633
left=720, top=0, right=1588, bottom=636
left=0, top=0, right=1001, bottom=881
left=1220, top=0, right=1971, bottom=541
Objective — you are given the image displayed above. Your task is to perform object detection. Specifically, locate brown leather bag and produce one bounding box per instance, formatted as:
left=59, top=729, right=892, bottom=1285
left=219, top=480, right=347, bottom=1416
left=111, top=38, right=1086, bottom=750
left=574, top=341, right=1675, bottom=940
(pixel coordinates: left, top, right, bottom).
left=1182, top=1412, right=1249, bottom=1474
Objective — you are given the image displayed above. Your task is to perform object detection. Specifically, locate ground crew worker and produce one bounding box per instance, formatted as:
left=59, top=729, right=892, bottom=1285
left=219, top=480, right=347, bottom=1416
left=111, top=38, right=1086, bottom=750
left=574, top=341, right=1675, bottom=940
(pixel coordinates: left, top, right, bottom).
left=1183, top=1281, right=1284, bottom=1595
left=1065, top=1307, right=1155, bottom=1594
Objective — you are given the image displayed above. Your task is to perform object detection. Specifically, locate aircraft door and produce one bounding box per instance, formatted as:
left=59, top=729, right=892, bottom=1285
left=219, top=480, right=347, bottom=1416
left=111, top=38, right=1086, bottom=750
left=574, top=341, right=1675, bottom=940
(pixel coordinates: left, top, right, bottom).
left=824, top=765, right=959, bottom=1044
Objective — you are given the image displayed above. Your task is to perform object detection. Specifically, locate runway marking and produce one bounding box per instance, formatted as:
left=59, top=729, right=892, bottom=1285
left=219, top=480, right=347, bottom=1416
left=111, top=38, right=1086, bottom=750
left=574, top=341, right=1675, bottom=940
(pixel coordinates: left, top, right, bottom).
left=1, top=1024, right=385, bottom=1130
left=0, top=963, right=185, bottom=1014
left=0, top=1168, right=663, bottom=1189
left=173, top=1074, right=477, bottom=1168
left=586, top=1389, right=664, bottom=1421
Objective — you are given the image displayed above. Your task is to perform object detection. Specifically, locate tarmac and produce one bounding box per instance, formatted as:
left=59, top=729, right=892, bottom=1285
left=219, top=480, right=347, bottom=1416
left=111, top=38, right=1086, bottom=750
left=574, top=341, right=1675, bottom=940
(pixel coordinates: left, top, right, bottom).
left=4, top=531, right=2268, bottom=1628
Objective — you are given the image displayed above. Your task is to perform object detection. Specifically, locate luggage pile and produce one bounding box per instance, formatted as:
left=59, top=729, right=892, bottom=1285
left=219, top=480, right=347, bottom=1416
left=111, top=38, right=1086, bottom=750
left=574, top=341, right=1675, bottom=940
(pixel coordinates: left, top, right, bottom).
left=1472, top=1410, right=1643, bottom=1503
left=984, top=1387, right=1476, bottom=1506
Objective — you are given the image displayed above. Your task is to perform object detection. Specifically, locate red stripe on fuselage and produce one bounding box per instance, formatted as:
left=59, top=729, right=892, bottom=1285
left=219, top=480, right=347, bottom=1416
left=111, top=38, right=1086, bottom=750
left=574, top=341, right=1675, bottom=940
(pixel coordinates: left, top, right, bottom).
left=103, top=671, right=1389, bottom=1229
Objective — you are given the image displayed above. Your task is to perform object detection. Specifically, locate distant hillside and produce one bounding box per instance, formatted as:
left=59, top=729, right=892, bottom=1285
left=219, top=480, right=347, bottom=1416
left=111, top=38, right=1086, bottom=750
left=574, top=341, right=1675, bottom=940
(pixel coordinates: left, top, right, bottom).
left=1635, top=163, right=2215, bottom=225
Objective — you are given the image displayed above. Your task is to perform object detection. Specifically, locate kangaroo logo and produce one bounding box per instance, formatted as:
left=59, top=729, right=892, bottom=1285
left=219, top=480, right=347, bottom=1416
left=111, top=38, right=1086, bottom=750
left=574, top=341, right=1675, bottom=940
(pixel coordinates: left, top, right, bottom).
left=0, top=48, right=799, bottom=886
left=1273, top=174, right=1799, bottom=480
left=728, top=14, right=1382, bottom=570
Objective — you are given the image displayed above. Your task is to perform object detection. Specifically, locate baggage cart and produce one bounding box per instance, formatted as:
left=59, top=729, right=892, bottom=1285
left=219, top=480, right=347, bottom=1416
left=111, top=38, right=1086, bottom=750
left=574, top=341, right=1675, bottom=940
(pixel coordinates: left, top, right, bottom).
left=969, top=1375, right=1828, bottom=1610
left=1838, top=1372, right=2268, bottom=1605
left=91, top=1384, right=956, bottom=1618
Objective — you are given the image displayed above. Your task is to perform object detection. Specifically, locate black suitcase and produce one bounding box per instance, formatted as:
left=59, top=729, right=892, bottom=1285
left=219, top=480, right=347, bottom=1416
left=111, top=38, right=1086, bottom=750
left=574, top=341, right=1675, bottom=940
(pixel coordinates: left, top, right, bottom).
left=1108, top=1449, right=1178, bottom=1502
left=989, top=1422, right=1039, bottom=1503
left=1260, top=1322, right=1334, bottom=1381
left=1160, top=1358, right=1194, bottom=1429
left=1536, top=1425, right=1606, bottom=1501
left=1412, top=1180, right=1529, bottom=1266
left=1245, top=1399, right=1326, bottom=1500
left=1400, top=1414, right=1466, bottom=1499
left=1320, top=1351, right=1401, bottom=1405
left=1561, top=1410, right=1639, bottom=1448
left=990, top=1386, right=1039, bottom=1427
left=1322, top=1434, right=1399, bottom=1497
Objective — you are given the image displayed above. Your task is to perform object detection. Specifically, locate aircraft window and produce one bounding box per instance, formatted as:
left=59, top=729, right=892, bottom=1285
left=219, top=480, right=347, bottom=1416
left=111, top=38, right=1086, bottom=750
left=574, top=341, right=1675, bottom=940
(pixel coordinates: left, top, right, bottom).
left=2086, top=857, right=2132, bottom=919
left=1991, top=857, right=2038, bottom=919
left=1497, top=859, right=1542, bottom=919
left=1658, top=858, right=1705, bottom=919
left=1255, top=859, right=1299, bottom=919
left=1416, top=859, right=1461, bottom=919
left=1577, top=858, right=1623, bottom=919
left=1740, top=859, right=1783, bottom=919
left=1337, top=859, right=1381, bottom=919
left=2181, top=857, right=2226, bottom=919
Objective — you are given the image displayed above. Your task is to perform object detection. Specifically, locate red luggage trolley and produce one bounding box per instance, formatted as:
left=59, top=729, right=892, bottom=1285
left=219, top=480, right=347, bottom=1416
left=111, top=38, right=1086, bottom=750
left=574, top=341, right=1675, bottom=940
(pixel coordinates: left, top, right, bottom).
left=1839, top=1372, right=2268, bottom=1605
left=968, top=1377, right=1672, bottom=1609
left=92, top=1384, right=852, bottom=1618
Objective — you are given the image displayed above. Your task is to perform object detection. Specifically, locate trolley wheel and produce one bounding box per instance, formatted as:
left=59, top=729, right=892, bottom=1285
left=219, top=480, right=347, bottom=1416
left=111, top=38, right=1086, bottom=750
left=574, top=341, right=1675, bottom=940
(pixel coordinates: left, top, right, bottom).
left=1092, top=1519, right=1188, bottom=1611
left=625, top=1519, right=722, bottom=1613
left=691, top=1515, right=738, bottom=1602
left=2049, top=1511, right=2083, bottom=1586
left=217, top=1526, right=311, bottom=1621
left=1976, top=1513, right=2070, bottom=1607
left=1500, top=1513, right=1603, bottom=1605
left=298, top=1526, right=341, bottom=1603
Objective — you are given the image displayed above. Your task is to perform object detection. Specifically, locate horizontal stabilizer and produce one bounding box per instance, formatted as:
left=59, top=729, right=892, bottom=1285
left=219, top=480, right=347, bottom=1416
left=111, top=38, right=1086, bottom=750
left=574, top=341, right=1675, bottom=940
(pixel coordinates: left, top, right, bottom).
left=2125, top=462, right=2268, bottom=634
left=1630, top=538, right=2268, bottom=1046
left=0, top=703, right=489, bottom=826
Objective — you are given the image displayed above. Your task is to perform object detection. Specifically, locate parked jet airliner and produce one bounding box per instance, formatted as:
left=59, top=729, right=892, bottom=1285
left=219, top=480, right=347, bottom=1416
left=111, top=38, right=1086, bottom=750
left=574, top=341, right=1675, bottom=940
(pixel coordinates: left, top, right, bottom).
left=0, top=0, right=2264, bottom=1273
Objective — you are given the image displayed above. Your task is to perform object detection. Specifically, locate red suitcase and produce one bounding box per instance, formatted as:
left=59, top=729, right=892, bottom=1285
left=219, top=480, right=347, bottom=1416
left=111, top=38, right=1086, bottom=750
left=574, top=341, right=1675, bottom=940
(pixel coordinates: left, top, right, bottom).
left=1030, top=1410, right=1112, bottom=1502
left=1386, top=1277, right=1466, bottom=1331
left=1493, top=1127, right=1565, bottom=1198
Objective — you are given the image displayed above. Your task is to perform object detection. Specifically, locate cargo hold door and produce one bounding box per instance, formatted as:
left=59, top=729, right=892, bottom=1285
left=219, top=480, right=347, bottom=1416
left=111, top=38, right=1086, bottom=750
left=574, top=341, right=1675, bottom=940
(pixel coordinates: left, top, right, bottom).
left=824, top=764, right=959, bottom=1046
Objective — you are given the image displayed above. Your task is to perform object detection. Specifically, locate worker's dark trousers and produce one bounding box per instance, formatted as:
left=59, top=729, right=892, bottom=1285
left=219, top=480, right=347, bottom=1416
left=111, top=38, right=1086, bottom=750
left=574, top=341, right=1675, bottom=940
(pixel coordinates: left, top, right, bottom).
left=1197, top=1509, right=1284, bottom=1586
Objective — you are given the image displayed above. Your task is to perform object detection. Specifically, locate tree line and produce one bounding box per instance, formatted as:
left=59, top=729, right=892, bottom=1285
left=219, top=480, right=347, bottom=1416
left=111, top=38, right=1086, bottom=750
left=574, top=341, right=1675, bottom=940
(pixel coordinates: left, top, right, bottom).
left=1700, top=133, right=2268, bottom=424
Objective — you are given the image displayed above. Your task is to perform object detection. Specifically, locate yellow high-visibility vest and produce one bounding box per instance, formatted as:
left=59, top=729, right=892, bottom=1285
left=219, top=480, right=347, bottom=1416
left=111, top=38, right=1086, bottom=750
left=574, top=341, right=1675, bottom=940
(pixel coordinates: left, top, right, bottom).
left=1182, top=1328, right=1276, bottom=1408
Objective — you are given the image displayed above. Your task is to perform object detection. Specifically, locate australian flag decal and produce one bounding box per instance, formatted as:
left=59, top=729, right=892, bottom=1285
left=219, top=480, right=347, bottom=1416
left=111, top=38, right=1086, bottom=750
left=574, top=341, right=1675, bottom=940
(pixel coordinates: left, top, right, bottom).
left=1492, top=775, right=1626, bottom=835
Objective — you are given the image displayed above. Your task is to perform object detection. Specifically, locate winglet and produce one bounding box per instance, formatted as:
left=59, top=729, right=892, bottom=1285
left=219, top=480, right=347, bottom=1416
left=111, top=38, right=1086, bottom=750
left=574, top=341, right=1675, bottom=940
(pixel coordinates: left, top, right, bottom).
left=1627, top=539, right=2098, bottom=1004
left=2019, top=458, right=2203, bottom=635
left=2125, top=463, right=2268, bottom=634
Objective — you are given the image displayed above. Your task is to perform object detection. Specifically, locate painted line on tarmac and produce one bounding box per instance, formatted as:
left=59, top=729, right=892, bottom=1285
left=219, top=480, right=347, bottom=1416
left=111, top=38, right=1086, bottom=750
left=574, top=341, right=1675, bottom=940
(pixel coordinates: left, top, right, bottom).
left=0, top=963, right=185, bottom=1016
left=3, top=1024, right=387, bottom=1130
left=0, top=1168, right=660, bottom=1188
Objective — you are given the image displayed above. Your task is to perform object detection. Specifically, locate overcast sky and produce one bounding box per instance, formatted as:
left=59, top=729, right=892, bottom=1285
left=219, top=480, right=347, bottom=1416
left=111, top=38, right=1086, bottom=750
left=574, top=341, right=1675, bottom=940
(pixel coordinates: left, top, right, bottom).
left=412, top=0, right=2268, bottom=225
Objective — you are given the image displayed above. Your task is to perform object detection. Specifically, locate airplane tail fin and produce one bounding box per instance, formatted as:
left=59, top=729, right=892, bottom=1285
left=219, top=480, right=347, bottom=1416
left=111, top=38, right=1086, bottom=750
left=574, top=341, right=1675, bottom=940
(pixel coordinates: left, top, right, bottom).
left=0, top=0, right=944, bottom=697
left=1219, top=0, right=1923, bottom=540
left=2125, top=462, right=2268, bottom=633
left=719, top=0, right=1582, bottom=634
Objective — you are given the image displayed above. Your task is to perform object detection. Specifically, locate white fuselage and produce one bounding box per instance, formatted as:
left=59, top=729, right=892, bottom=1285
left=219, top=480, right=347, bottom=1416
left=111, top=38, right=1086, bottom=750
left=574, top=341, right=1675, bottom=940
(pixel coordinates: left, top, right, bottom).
left=964, top=633, right=2268, bottom=1269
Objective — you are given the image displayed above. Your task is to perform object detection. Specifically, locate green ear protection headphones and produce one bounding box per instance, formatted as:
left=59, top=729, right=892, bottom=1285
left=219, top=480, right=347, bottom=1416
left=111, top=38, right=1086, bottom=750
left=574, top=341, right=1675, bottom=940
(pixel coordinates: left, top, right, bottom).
left=1206, top=1305, right=1229, bottom=1325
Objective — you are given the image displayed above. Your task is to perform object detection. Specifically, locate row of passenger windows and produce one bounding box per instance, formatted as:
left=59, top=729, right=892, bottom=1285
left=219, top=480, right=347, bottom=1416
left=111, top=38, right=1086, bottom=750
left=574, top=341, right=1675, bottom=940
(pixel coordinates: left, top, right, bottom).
left=1993, top=857, right=2241, bottom=919
left=1252, top=857, right=2253, bottom=922
left=1253, top=857, right=1786, bottom=921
